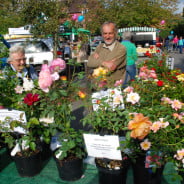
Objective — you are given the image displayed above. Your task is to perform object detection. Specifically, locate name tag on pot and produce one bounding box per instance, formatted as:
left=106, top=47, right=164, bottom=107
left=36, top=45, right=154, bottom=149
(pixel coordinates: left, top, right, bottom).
left=0, top=109, right=27, bottom=134
left=83, top=134, right=122, bottom=160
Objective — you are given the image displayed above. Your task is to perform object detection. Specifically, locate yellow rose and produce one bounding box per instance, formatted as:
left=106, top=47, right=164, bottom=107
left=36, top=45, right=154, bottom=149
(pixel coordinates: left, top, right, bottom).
left=92, top=67, right=108, bottom=78
left=128, top=113, right=152, bottom=140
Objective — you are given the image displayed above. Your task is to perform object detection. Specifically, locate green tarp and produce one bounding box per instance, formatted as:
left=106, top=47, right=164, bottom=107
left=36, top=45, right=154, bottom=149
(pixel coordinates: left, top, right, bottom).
left=0, top=148, right=182, bottom=184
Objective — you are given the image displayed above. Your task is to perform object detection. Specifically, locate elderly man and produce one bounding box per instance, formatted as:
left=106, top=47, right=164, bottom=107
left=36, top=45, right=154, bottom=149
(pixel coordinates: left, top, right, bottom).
left=87, top=21, right=126, bottom=85
left=6, top=45, right=37, bottom=80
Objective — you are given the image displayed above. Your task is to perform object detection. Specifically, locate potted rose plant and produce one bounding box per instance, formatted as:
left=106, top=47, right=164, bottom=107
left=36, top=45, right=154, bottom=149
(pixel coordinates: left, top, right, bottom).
left=0, top=59, right=66, bottom=176
left=36, top=58, right=87, bottom=181
left=82, top=68, right=130, bottom=184
left=120, top=54, right=184, bottom=184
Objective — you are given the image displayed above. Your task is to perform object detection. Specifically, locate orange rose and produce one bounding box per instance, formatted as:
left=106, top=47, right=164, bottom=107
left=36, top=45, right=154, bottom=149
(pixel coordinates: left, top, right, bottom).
left=78, top=91, right=86, bottom=99
left=60, top=76, right=67, bottom=80
left=128, top=113, right=152, bottom=140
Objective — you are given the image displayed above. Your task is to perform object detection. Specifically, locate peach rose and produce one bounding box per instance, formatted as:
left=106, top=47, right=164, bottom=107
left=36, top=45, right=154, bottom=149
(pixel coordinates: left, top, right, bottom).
left=128, top=113, right=152, bottom=140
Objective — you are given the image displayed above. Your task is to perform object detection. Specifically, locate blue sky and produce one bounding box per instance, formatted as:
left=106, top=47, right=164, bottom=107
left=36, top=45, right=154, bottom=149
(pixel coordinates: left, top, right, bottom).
left=177, top=0, right=184, bottom=13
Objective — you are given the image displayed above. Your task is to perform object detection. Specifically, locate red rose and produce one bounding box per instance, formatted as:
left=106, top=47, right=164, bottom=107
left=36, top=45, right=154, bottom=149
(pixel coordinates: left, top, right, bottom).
left=157, top=80, right=164, bottom=87
left=24, top=93, right=40, bottom=106
left=144, top=51, right=151, bottom=57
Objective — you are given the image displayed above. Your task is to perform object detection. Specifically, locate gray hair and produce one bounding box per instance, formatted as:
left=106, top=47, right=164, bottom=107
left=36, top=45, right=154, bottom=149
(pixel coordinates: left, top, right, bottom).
left=122, top=31, right=132, bottom=41
left=101, top=21, right=118, bottom=34
left=8, top=45, right=25, bottom=62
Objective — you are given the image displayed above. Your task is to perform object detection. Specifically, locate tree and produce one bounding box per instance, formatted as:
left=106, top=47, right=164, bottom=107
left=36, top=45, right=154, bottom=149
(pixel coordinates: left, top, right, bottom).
left=18, top=0, right=72, bottom=58
left=84, top=0, right=180, bottom=34
left=0, top=0, right=24, bottom=34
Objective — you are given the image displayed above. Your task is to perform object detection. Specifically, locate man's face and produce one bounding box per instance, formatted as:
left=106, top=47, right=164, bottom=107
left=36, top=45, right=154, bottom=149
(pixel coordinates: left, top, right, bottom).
left=10, top=52, right=26, bottom=72
left=102, top=23, right=116, bottom=46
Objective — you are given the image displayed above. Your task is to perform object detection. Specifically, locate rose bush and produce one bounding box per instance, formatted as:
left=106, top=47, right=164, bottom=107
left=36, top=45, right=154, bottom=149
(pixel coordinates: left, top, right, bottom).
left=0, top=58, right=86, bottom=159
left=82, top=53, right=184, bottom=175
left=120, top=54, right=184, bottom=174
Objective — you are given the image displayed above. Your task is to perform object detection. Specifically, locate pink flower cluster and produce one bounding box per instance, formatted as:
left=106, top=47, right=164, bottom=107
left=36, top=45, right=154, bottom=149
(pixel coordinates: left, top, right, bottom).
left=161, top=97, right=183, bottom=111
left=173, top=112, right=184, bottom=123
left=38, top=58, right=66, bottom=93
left=150, top=118, right=169, bottom=133
left=138, top=66, right=157, bottom=80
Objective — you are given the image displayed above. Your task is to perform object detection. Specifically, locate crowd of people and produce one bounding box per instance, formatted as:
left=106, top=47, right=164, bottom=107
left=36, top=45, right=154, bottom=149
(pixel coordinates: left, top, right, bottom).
left=164, top=35, right=184, bottom=54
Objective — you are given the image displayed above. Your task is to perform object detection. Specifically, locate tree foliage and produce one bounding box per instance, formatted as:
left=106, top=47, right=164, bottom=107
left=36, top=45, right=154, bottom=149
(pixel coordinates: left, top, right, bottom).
left=0, top=0, right=24, bottom=34
left=84, top=0, right=181, bottom=34
left=18, top=0, right=72, bottom=57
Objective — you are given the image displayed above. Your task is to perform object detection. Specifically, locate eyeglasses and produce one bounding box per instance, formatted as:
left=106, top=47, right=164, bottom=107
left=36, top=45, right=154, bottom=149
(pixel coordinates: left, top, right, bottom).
left=13, top=58, right=27, bottom=62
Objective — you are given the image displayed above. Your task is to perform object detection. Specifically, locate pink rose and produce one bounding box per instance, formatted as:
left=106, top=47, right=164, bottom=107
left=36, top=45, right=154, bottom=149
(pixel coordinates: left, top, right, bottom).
left=139, top=72, right=148, bottom=79
left=49, top=58, right=66, bottom=73
left=38, top=64, right=53, bottom=92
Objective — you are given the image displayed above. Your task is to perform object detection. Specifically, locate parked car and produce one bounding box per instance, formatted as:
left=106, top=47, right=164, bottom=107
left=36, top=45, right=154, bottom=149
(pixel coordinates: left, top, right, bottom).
left=7, top=38, right=54, bottom=72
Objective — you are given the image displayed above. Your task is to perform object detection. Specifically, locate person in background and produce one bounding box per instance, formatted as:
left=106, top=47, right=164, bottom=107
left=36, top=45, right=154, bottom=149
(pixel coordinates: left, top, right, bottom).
left=178, top=36, right=183, bottom=54
left=164, top=36, right=170, bottom=52
left=5, top=45, right=37, bottom=81
left=172, top=35, right=178, bottom=52
left=121, top=31, right=137, bottom=87
left=87, top=21, right=126, bottom=85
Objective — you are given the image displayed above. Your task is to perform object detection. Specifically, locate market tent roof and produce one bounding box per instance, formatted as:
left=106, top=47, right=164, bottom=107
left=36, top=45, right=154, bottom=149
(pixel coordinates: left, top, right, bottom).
left=58, top=28, right=90, bottom=36
left=118, top=27, right=157, bottom=33
left=77, top=28, right=90, bottom=34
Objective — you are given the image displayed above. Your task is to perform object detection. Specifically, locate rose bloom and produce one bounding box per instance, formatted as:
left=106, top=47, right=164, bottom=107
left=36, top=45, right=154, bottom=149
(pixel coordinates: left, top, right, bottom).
left=159, top=118, right=169, bottom=128
left=171, top=99, right=183, bottom=111
left=126, top=92, right=140, bottom=104
left=78, top=91, right=86, bottom=99
left=38, top=64, right=53, bottom=93
left=140, top=66, right=148, bottom=72
left=60, top=76, right=67, bottom=80
left=23, top=78, right=34, bottom=91
left=51, top=72, right=60, bottom=81
left=176, top=73, right=184, bottom=82
left=138, top=71, right=148, bottom=80
left=148, top=70, right=157, bottom=79
left=114, top=79, right=123, bottom=87
left=113, top=95, right=123, bottom=105
left=23, top=93, right=40, bottom=106
left=128, top=113, right=152, bottom=140
left=49, top=58, right=66, bottom=73
left=157, top=80, right=164, bottom=87
left=174, top=149, right=184, bottom=160
left=92, top=67, right=108, bottom=78
left=161, top=97, right=172, bottom=104
left=14, top=85, right=24, bottom=94
left=151, top=121, right=162, bottom=133
left=98, top=80, right=107, bottom=88
left=123, top=86, right=134, bottom=93
left=140, top=139, right=151, bottom=151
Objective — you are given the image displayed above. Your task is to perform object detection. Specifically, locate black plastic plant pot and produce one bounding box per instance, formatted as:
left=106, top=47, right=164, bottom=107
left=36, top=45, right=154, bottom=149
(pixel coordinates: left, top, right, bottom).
left=95, top=158, right=129, bottom=184
left=13, top=150, right=42, bottom=177
left=55, top=157, right=83, bottom=181
left=132, top=156, right=164, bottom=184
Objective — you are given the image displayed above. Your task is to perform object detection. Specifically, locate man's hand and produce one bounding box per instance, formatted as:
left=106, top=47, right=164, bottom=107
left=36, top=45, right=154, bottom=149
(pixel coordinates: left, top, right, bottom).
left=102, top=59, right=117, bottom=71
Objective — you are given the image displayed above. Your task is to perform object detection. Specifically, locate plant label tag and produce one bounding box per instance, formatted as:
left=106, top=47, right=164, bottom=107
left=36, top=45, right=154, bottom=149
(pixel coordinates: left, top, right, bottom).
left=0, top=109, right=27, bottom=134
left=83, top=133, right=122, bottom=160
